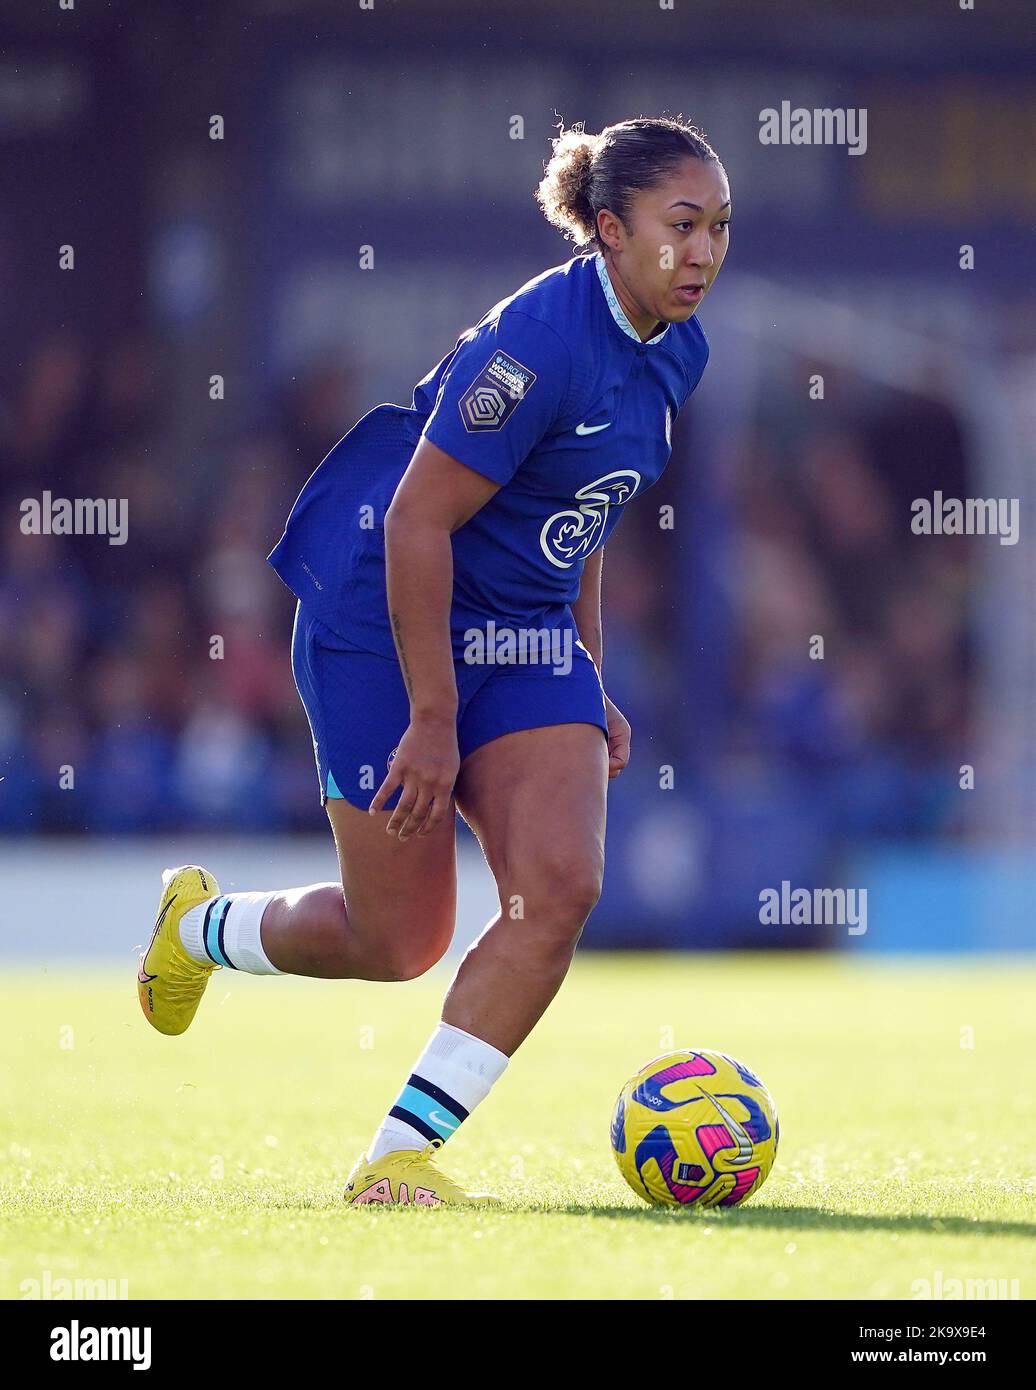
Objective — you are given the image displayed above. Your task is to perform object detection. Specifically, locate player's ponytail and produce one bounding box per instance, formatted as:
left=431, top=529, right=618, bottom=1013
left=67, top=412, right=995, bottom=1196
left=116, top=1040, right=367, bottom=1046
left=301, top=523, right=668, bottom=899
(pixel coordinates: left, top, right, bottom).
left=536, top=124, right=600, bottom=246
left=536, top=116, right=722, bottom=250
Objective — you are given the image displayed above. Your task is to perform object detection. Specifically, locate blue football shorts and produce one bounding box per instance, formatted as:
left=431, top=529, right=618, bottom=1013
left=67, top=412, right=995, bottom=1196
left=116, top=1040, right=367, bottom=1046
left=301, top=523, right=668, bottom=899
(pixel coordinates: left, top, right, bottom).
left=290, top=601, right=609, bottom=811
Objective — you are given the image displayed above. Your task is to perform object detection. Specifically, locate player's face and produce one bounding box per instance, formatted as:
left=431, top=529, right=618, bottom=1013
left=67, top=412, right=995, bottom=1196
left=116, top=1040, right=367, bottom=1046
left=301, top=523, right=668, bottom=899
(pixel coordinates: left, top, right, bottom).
left=604, top=158, right=731, bottom=330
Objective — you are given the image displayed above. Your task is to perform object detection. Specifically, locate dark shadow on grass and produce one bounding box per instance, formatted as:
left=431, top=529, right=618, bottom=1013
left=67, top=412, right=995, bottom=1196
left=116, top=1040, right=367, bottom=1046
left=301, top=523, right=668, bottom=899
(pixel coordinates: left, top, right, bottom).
left=542, top=1204, right=1036, bottom=1239
left=257, top=1197, right=1035, bottom=1239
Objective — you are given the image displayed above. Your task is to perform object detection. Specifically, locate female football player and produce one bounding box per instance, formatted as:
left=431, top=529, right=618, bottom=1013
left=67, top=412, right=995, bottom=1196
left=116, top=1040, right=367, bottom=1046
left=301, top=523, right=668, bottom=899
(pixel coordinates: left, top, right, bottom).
left=137, top=116, right=731, bottom=1205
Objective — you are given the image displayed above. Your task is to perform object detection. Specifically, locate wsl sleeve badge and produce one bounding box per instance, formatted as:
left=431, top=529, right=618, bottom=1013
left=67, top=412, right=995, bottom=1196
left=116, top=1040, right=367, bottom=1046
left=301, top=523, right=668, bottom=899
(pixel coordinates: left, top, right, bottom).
left=610, top=1049, right=779, bottom=1208
left=459, top=351, right=537, bottom=432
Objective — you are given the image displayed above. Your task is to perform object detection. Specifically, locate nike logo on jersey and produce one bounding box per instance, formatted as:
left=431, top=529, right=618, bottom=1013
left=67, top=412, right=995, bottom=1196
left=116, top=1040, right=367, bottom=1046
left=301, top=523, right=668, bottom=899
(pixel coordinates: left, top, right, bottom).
left=574, top=421, right=612, bottom=435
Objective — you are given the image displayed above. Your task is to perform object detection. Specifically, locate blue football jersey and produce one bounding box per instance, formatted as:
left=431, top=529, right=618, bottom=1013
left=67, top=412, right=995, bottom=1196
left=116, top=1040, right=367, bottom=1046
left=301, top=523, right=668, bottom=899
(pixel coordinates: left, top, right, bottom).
left=268, top=252, right=709, bottom=657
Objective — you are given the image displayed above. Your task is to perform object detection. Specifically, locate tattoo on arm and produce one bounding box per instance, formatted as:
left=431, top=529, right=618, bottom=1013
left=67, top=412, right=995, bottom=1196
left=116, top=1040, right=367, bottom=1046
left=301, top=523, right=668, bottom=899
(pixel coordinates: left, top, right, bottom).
left=390, top=611, right=414, bottom=700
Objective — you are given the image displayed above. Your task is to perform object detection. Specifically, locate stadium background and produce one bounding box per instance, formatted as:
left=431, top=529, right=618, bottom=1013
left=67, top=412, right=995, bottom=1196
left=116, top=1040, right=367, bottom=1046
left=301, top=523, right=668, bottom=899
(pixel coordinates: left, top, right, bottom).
left=1, top=0, right=1033, bottom=959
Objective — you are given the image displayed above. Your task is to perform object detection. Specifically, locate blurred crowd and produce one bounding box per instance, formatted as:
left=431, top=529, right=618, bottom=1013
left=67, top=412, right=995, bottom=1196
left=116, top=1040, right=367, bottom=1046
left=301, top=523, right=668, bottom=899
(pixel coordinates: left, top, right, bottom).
left=0, top=325, right=975, bottom=840
left=0, top=326, right=355, bottom=832
left=720, top=363, right=973, bottom=842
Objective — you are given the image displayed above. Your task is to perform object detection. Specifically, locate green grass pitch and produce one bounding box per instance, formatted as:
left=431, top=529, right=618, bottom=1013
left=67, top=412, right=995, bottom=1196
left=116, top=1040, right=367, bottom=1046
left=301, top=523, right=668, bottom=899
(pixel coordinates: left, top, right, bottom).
left=2, top=954, right=1033, bottom=1300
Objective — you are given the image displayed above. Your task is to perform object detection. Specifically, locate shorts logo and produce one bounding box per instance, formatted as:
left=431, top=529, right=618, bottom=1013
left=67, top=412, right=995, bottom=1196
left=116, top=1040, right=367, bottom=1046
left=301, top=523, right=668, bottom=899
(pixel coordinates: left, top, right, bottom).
left=387, top=745, right=398, bottom=771
left=460, top=351, right=537, bottom=432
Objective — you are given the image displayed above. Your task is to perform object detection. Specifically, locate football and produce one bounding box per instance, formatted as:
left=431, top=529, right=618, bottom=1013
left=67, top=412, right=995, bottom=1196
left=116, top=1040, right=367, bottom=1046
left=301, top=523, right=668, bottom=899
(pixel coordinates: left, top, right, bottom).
left=611, top=1049, right=779, bottom=1208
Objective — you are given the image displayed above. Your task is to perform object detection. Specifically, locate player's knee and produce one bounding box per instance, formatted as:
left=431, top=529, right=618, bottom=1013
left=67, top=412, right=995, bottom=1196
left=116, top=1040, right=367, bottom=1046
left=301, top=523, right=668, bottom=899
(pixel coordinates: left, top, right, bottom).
left=359, top=918, right=453, bottom=982
left=384, top=946, right=447, bottom=982
left=514, top=855, right=604, bottom=933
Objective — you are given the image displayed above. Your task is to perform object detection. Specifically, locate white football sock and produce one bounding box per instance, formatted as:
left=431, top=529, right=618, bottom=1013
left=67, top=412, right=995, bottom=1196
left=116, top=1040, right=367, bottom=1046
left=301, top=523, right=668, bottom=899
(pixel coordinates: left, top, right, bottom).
left=178, top=891, right=284, bottom=975
left=367, top=1022, right=509, bottom=1162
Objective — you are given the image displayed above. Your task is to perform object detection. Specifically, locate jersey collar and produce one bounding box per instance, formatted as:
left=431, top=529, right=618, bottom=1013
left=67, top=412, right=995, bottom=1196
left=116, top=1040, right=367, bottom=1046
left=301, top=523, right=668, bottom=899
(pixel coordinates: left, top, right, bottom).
left=594, top=252, right=670, bottom=346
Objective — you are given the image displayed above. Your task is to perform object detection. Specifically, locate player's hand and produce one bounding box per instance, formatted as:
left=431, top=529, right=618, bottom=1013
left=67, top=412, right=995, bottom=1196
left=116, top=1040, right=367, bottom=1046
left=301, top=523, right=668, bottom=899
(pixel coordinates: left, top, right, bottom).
left=604, top=695, right=631, bottom=779
left=369, top=713, right=460, bottom=841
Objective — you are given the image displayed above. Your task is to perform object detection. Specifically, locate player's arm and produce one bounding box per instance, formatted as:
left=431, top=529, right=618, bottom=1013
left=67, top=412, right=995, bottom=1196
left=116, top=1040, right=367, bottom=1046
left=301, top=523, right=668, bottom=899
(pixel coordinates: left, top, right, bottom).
left=383, top=437, right=500, bottom=719
left=571, top=546, right=604, bottom=673
left=375, top=313, right=572, bottom=835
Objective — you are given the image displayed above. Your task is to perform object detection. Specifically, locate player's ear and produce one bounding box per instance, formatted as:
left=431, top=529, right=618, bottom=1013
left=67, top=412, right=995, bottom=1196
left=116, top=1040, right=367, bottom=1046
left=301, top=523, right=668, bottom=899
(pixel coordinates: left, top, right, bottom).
left=596, top=207, right=622, bottom=252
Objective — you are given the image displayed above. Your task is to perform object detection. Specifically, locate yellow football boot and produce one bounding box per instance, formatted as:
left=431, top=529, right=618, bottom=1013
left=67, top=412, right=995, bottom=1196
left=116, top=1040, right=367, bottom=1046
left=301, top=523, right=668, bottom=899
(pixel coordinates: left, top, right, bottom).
left=137, top=865, right=221, bottom=1036
left=345, top=1140, right=501, bottom=1207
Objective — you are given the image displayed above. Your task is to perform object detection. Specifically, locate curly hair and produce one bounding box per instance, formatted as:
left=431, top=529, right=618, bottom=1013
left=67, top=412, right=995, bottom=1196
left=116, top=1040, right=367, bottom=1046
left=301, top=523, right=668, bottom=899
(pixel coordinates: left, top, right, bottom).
left=535, top=116, right=721, bottom=249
